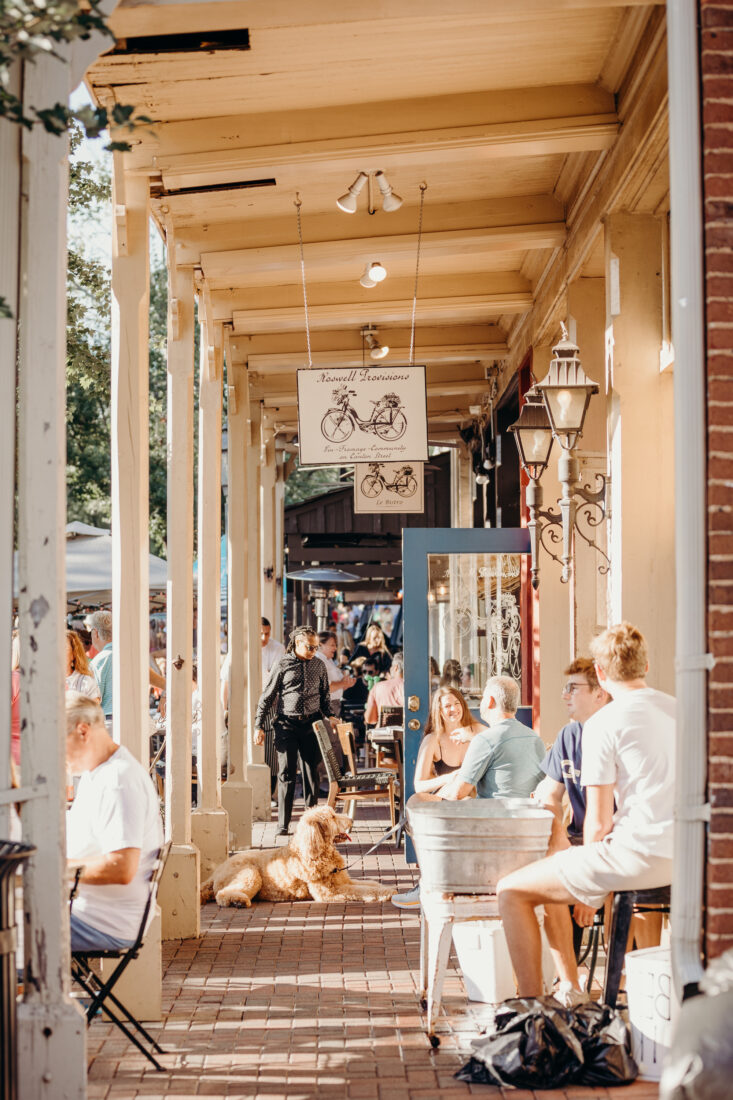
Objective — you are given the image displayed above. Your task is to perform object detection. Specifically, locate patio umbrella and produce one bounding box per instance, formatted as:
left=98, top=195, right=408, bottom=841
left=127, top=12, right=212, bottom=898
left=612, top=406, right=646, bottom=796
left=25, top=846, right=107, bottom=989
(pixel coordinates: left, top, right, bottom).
left=285, top=567, right=360, bottom=583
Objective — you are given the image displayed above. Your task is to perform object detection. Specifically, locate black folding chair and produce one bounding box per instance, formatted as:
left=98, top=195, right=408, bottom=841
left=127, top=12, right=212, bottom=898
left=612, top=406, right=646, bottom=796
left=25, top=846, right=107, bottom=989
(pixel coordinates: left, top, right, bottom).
left=70, top=841, right=171, bottom=1071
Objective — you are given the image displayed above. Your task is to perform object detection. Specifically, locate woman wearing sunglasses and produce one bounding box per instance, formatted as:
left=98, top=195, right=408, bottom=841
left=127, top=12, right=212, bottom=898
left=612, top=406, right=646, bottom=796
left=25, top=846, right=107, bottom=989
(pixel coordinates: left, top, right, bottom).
left=254, top=626, right=332, bottom=836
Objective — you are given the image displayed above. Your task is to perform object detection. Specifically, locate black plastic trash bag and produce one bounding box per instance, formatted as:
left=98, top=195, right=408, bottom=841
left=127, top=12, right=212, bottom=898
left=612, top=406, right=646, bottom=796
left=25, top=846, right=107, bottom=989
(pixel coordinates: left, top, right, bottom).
left=455, top=996, right=638, bottom=1090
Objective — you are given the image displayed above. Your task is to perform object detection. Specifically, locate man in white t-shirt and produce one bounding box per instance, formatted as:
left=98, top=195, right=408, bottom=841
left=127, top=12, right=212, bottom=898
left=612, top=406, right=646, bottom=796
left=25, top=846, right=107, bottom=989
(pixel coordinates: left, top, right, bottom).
left=315, top=631, right=356, bottom=717
left=66, top=693, right=163, bottom=950
left=220, top=617, right=286, bottom=713
left=497, top=621, right=675, bottom=1005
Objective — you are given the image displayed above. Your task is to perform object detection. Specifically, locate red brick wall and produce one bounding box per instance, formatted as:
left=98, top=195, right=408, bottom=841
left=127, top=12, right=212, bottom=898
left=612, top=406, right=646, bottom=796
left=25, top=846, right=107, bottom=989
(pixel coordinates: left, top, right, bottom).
left=702, top=0, right=733, bottom=958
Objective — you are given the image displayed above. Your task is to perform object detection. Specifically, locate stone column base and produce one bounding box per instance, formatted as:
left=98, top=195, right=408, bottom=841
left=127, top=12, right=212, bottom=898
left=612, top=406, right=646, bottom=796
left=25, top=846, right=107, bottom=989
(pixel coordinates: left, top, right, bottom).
left=246, top=762, right=272, bottom=822
left=191, top=807, right=230, bottom=880
left=17, top=999, right=87, bottom=1099
left=97, top=906, right=162, bottom=1021
left=159, top=843, right=200, bottom=940
left=221, top=779, right=254, bottom=849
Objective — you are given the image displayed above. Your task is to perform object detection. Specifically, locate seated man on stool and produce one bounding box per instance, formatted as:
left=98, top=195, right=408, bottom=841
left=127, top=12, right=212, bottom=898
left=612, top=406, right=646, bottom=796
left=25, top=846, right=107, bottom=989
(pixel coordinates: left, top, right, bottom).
left=497, top=622, right=675, bottom=1007
left=440, top=676, right=545, bottom=801
left=65, top=693, right=163, bottom=951
left=534, top=659, right=610, bottom=963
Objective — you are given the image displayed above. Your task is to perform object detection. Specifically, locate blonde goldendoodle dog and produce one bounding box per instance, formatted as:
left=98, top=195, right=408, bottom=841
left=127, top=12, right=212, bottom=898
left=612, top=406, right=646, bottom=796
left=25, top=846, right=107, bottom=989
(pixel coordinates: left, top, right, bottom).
left=200, top=805, right=395, bottom=907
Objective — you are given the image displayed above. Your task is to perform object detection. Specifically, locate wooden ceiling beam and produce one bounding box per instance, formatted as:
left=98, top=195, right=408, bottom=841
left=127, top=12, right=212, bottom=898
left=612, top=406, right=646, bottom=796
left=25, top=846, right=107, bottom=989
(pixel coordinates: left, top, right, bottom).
left=200, top=223, right=565, bottom=286
left=257, top=379, right=494, bottom=407
left=243, top=345, right=508, bottom=372
left=109, top=0, right=662, bottom=39
left=155, top=113, right=617, bottom=193
left=231, top=292, right=532, bottom=333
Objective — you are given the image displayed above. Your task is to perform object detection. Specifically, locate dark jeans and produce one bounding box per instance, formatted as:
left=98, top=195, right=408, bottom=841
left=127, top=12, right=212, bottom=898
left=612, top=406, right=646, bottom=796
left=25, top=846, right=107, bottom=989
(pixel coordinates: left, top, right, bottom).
left=274, top=714, right=322, bottom=830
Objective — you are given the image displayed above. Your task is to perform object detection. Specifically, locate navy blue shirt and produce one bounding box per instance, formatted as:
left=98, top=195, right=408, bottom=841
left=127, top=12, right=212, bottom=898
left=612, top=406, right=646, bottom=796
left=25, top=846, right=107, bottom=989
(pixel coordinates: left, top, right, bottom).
left=541, top=720, right=585, bottom=838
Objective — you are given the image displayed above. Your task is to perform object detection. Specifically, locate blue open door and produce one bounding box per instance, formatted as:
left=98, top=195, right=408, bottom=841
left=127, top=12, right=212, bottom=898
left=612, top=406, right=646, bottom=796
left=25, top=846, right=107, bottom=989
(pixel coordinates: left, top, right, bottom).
left=402, top=527, right=531, bottom=861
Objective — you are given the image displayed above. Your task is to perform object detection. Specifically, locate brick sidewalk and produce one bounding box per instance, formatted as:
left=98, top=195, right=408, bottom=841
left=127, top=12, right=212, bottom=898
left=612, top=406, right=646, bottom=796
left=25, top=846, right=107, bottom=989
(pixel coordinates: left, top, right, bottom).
left=85, top=806, right=660, bottom=1099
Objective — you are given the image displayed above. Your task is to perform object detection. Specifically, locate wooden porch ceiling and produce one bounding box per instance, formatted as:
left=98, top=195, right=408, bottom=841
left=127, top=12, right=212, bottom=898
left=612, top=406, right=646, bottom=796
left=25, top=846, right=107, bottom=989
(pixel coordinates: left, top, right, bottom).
left=88, top=1, right=669, bottom=437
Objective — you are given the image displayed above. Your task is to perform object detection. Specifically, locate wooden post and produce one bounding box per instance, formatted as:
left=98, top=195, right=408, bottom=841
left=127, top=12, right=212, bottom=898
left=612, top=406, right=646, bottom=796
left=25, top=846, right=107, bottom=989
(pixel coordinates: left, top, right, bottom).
left=110, top=160, right=150, bottom=762
left=245, top=392, right=270, bottom=820
left=274, top=449, right=286, bottom=635
left=158, top=259, right=202, bottom=935
left=190, top=309, right=229, bottom=881
left=0, top=72, right=21, bottom=839
left=221, top=356, right=254, bottom=845
left=260, top=427, right=277, bottom=628
left=15, top=53, right=87, bottom=1100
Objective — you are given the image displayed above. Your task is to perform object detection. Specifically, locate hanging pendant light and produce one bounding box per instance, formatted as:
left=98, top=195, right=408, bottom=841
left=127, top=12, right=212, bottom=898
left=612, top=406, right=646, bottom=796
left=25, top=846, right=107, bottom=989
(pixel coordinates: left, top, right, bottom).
left=360, top=261, right=387, bottom=288
left=337, top=172, right=368, bottom=213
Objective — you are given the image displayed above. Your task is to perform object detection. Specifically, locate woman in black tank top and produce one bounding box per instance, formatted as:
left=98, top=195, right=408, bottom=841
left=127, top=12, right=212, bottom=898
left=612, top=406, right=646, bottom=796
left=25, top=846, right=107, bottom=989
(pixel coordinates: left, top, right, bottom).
left=414, top=686, right=483, bottom=796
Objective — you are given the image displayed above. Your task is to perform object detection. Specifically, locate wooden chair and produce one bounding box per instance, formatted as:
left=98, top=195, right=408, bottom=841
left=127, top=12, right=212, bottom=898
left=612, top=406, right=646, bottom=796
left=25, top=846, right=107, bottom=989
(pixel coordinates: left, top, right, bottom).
left=313, top=719, right=396, bottom=826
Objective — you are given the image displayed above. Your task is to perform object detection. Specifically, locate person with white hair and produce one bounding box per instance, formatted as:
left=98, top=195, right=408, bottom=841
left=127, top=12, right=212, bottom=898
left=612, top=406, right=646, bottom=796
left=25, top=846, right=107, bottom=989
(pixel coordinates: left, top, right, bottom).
left=85, top=610, right=114, bottom=719
left=65, top=693, right=163, bottom=950
left=439, top=675, right=544, bottom=801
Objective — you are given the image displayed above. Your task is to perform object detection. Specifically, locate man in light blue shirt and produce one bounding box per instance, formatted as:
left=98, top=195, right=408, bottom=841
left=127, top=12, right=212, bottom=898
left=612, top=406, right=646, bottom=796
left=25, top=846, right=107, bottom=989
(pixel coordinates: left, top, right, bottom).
left=441, top=676, right=544, bottom=800
left=86, top=610, right=114, bottom=718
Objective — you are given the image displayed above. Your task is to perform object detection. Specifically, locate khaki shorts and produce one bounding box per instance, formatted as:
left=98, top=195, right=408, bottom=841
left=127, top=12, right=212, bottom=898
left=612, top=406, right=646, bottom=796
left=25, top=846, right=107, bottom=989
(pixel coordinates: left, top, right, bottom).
left=551, top=837, right=673, bottom=909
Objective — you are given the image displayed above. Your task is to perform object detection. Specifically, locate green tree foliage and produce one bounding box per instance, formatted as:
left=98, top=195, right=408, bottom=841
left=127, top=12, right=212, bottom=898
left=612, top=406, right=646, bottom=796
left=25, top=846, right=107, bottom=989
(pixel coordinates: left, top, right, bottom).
left=66, top=123, right=170, bottom=554
left=285, top=463, right=352, bottom=506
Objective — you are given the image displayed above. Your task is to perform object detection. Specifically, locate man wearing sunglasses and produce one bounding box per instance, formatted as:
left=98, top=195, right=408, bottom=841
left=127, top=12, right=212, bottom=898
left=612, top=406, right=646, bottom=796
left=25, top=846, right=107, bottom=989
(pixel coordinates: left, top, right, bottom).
left=255, top=626, right=332, bottom=836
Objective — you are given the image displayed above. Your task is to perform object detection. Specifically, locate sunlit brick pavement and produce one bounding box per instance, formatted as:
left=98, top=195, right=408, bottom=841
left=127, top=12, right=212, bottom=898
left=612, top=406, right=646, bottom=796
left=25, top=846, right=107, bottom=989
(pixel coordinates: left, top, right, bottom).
left=85, top=806, right=660, bottom=1099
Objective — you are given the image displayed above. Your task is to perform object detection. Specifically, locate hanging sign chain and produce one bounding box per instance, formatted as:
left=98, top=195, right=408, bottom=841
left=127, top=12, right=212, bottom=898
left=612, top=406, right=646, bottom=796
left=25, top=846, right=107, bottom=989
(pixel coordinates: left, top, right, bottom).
left=409, top=182, right=428, bottom=366
left=294, top=193, right=313, bottom=368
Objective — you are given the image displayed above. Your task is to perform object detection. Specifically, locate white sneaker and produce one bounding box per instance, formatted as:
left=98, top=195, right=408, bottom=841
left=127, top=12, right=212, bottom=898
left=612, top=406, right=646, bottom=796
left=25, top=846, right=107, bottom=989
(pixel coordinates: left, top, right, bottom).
left=391, top=883, right=420, bottom=910
left=554, top=981, right=589, bottom=1009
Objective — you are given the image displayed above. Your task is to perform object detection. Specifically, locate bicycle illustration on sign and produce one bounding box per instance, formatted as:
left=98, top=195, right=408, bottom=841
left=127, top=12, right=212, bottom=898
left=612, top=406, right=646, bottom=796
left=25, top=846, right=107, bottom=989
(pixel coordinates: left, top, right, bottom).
left=321, top=387, right=407, bottom=443
left=361, top=462, right=417, bottom=498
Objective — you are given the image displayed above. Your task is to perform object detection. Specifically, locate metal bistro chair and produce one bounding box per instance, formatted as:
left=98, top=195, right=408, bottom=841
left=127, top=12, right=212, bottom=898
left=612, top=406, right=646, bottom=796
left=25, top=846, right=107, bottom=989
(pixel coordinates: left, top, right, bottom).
left=602, top=884, right=671, bottom=1007
left=70, top=841, right=172, bottom=1071
left=313, top=719, right=396, bottom=826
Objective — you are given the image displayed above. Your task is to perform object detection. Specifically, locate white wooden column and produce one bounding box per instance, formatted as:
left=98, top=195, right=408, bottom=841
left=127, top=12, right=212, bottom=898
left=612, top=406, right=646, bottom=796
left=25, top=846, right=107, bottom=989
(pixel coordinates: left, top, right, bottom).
left=260, top=427, right=277, bottom=627
left=15, top=54, right=86, bottom=1100
left=245, top=394, right=270, bottom=819
left=158, top=260, right=202, bottom=935
left=196, top=313, right=244, bottom=856
left=604, top=214, right=675, bottom=691
left=110, top=160, right=150, bottom=761
left=0, top=74, right=21, bottom=839
left=221, top=357, right=254, bottom=846
left=190, top=311, right=229, bottom=880
left=274, top=450, right=286, bottom=634
left=450, top=447, right=474, bottom=528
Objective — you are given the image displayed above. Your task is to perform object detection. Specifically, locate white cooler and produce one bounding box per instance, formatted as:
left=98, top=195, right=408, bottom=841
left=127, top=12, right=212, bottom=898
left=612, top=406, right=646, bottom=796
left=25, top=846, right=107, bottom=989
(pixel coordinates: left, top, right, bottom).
left=452, top=917, right=556, bottom=1003
left=625, top=946, right=679, bottom=1080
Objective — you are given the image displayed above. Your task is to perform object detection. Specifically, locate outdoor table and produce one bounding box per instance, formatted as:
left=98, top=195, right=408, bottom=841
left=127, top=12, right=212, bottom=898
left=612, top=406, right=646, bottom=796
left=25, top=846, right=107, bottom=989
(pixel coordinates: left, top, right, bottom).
left=419, top=889, right=500, bottom=1047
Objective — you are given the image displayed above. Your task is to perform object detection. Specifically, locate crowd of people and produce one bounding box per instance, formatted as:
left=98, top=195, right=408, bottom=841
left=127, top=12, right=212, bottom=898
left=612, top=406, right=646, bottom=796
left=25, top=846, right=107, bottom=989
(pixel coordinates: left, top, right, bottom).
left=10, top=602, right=676, bottom=1010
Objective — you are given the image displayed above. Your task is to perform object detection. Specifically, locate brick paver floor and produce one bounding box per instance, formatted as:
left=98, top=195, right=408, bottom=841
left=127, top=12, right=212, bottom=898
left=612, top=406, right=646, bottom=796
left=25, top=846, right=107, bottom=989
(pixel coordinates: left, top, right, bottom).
left=85, top=805, right=660, bottom=1099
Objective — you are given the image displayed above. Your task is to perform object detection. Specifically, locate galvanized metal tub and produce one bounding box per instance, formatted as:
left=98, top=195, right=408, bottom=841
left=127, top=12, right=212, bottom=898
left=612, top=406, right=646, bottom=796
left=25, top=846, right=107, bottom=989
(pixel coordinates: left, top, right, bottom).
left=407, top=794, right=554, bottom=894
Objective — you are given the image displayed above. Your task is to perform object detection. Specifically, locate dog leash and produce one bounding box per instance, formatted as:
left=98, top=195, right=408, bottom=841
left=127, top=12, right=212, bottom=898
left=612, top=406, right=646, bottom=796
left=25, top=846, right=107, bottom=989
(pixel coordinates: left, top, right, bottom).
left=338, top=819, right=406, bottom=874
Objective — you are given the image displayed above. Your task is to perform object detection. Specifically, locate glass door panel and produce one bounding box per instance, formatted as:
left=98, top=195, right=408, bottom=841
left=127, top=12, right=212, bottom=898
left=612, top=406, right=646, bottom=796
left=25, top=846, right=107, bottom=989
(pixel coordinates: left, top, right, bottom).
left=402, top=527, right=530, bottom=862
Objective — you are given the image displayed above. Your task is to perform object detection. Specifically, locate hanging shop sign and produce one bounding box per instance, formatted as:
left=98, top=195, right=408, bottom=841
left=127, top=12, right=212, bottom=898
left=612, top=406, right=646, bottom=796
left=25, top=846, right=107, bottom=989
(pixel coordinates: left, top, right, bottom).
left=296, top=365, right=429, bottom=467
left=354, top=461, right=425, bottom=514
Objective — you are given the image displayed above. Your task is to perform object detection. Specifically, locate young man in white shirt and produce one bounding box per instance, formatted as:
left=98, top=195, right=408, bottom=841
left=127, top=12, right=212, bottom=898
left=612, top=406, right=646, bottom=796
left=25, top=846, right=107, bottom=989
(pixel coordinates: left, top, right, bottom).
left=65, top=693, right=163, bottom=950
left=315, top=630, right=356, bottom=718
left=496, top=621, right=675, bottom=1005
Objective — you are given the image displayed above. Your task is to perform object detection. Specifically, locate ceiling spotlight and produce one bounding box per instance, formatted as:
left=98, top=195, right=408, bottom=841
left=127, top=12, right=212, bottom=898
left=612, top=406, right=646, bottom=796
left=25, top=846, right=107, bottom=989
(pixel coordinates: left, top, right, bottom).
left=375, top=170, right=402, bottom=212
left=360, top=261, right=387, bottom=288
left=336, top=172, right=368, bottom=213
left=362, top=326, right=389, bottom=360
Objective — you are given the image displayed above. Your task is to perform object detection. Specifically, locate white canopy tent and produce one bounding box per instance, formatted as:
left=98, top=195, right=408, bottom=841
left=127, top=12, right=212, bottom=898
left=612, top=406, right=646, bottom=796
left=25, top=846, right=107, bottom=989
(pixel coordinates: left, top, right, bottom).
left=13, top=522, right=169, bottom=608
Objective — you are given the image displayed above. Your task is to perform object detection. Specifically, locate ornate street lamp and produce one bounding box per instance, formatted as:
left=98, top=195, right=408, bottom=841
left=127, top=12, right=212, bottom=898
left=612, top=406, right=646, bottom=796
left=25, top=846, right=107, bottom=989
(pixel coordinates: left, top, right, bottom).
left=510, top=327, right=609, bottom=587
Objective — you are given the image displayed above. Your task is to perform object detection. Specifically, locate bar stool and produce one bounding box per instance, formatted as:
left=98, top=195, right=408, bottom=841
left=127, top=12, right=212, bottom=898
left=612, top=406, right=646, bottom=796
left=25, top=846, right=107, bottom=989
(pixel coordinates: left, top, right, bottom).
left=602, top=884, right=671, bottom=1008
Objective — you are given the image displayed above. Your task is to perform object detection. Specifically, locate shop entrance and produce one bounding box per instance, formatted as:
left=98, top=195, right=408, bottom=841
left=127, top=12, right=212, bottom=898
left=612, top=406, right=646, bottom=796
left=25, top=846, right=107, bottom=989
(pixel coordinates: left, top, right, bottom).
left=402, top=527, right=531, bottom=860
